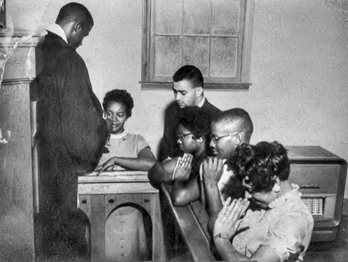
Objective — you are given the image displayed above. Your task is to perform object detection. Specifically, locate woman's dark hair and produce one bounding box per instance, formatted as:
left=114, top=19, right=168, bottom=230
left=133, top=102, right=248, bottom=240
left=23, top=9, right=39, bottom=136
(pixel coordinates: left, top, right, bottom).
left=178, top=106, right=211, bottom=146
left=102, top=89, right=134, bottom=117
left=229, top=141, right=290, bottom=193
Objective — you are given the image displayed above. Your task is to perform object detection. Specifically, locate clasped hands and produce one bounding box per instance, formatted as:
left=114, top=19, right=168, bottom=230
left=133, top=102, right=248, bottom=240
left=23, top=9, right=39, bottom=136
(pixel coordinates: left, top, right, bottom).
left=213, top=197, right=250, bottom=241
left=202, top=157, right=224, bottom=185
left=172, top=153, right=193, bottom=181
left=173, top=155, right=225, bottom=184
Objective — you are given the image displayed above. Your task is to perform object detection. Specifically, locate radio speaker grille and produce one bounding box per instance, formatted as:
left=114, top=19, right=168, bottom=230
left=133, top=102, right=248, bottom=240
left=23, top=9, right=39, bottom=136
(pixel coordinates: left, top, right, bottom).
left=302, top=197, right=323, bottom=216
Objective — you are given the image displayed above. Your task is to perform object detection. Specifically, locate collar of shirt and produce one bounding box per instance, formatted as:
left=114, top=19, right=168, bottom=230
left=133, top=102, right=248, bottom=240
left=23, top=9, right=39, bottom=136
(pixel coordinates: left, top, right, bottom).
left=197, top=96, right=206, bottom=107
left=268, top=184, right=302, bottom=209
left=46, top=24, right=68, bottom=44
left=110, top=131, right=129, bottom=140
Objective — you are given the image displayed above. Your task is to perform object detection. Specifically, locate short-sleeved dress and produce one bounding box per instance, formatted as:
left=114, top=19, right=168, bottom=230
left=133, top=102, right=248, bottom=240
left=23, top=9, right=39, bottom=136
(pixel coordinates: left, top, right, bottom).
left=98, top=132, right=149, bottom=170
left=232, top=184, right=314, bottom=262
left=99, top=132, right=152, bottom=261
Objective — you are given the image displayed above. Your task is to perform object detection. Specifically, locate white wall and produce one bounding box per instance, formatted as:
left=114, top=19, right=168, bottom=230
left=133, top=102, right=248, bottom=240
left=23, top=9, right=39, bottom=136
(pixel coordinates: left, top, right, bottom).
left=7, top=0, right=348, bottom=197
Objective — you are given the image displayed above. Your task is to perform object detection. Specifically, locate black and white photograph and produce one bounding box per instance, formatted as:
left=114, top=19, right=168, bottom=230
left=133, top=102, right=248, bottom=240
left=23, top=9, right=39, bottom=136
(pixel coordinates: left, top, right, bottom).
left=0, top=0, right=347, bottom=261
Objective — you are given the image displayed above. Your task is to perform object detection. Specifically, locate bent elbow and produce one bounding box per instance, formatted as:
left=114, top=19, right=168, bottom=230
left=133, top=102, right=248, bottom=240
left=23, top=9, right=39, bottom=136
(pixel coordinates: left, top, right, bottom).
left=147, top=167, right=162, bottom=189
left=172, top=197, right=188, bottom=207
left=171, top=192, right=190, bottom=206
left=149, top=179, right=162, bottom=189
left=145, top=159, right=157, bottom=171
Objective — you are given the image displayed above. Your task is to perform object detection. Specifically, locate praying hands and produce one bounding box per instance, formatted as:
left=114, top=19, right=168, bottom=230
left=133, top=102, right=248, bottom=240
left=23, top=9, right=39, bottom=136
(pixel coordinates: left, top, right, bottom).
left=213, top=197, right=250, bottom=241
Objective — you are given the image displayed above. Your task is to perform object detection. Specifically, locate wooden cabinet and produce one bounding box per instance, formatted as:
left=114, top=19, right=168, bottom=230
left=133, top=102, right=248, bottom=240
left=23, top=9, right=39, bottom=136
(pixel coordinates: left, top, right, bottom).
left=287, top=146, right=347, bottom=242
left=0, top=33, right=43, bottom=261
left=78, top=171, right=167, bottom=262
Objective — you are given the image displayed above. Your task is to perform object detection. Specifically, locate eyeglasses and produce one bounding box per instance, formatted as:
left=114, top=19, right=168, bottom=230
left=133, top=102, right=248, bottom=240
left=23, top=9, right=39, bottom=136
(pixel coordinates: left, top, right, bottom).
left=177, top=133, right=192, bottom=141
left=210, top=131, right=239, bottom=143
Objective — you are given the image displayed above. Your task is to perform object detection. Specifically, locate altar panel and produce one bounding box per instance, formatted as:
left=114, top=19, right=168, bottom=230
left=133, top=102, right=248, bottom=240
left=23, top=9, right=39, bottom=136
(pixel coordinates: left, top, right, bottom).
left=0, top=34, right=42, bottom=261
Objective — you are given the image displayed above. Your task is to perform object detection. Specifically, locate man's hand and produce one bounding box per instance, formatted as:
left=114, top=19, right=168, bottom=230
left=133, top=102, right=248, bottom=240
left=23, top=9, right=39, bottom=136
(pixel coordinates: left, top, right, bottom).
left=173, top=153, right=193, bottom=182
left=202, top=157, right=224, bottom=185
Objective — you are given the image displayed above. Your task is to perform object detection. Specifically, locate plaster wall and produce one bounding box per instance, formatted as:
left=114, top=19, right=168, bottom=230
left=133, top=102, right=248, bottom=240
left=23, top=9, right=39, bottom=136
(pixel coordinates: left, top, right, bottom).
left=6, top=0, right=348, bottom=197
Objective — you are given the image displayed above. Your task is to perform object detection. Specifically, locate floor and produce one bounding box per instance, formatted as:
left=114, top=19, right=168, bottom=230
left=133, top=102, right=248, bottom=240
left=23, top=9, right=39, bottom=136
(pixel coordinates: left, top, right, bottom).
left=36, top=200, right=348, bottom=262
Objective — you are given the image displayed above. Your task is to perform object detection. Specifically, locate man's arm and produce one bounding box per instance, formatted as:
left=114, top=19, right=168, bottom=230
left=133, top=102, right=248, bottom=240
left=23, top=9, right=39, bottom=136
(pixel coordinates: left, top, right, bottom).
left=158, top=102, right=180, bottom=161
left=157, top=106, right=171, bottom=162
left=205, top=182, right=223, bottom=234
left=158, top=129, right=172, bottom=162
left=202, top=157, right=224, bottom=234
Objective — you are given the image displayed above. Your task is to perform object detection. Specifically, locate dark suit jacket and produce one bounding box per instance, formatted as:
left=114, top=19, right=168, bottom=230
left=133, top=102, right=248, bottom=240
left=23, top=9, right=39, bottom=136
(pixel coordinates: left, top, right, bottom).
left=37, top=32, right=108, bottom=213
left=158, top=99, right=221, bottom=161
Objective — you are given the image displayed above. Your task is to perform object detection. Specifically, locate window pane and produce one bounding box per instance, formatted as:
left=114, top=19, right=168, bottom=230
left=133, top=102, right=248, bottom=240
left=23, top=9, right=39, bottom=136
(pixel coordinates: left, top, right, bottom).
left=142, top=0, right=254, bottom=87
left=155, top=0, right=182, bottom=35
left=212, top=0, right=241, bottom=36
left=210, top=37, right=238, bottom=78
left=183, top=0, right=211, bottom=35
left=182, top=37, right=210, bottom=76
left=154, top=36, right=181, bottom=77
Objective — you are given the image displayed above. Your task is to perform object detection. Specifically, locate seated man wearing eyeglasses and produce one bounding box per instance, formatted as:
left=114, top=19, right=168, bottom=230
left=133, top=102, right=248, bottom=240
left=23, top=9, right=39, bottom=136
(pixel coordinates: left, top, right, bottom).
left=202, top=108, right=254, bottom=234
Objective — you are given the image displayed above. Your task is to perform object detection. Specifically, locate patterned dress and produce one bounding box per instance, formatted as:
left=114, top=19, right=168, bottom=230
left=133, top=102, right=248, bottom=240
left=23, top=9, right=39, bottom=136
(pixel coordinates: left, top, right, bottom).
left=232, top=185, right=314, bottom=262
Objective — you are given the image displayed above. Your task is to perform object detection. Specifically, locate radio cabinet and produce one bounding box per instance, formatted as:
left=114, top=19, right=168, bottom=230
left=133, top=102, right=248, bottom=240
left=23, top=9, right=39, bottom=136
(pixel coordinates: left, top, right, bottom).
left=287, top=146, right=347, bottom=242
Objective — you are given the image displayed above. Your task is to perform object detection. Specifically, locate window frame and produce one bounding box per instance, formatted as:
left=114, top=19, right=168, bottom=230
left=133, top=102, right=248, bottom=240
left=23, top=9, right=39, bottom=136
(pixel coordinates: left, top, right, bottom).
left=141, top=0, right=255, bottom=90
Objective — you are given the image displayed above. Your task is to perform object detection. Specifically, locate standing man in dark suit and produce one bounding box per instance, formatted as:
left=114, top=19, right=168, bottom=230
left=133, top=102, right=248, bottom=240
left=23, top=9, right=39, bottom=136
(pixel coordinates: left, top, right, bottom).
left=158, top=65, right=221, bottom=162
left=37, top=2, right=108, bottom=255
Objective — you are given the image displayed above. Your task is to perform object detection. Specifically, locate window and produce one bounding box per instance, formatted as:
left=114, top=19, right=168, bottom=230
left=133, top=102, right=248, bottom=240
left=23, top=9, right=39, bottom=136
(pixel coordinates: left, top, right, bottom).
left=141, top=0, right=255, bottom=89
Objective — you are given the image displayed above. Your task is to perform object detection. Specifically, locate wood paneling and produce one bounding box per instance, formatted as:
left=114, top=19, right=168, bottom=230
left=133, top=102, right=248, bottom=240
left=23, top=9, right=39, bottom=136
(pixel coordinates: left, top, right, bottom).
left=78, top=171, right=166, bottom=261
left=0, top=82, right=35, bottom=261
left=0, top=34, right=42, bottom=261
left=161, top=185, right=215, bottom=262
